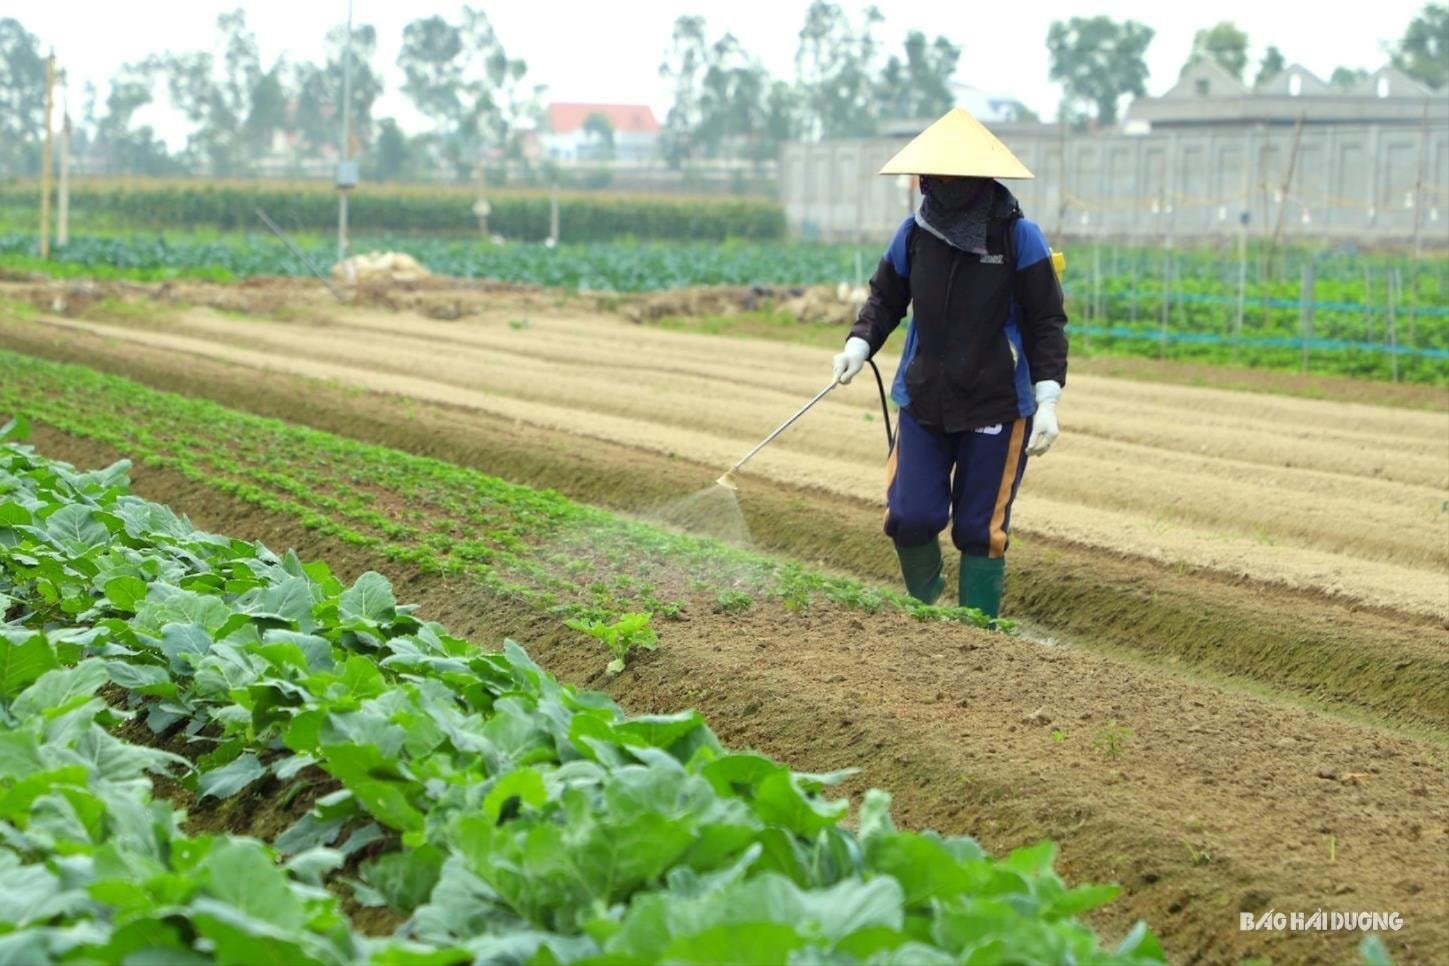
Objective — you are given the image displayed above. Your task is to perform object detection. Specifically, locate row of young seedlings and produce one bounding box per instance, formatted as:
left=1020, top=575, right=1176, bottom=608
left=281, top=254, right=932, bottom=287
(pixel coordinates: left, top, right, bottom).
left=0, top=424, right=1164, bottom=963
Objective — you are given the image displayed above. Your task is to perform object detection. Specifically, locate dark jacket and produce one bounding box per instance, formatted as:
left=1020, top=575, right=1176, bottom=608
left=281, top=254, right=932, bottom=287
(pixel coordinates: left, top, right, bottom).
left=848, top=188, right=1069, bottom=433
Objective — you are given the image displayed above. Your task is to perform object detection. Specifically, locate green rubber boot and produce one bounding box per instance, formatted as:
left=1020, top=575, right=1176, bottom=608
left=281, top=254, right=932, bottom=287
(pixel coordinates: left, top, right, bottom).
left=895, top=539, right=946, bottom=605
left=959, top=555, right=1006, bottom=618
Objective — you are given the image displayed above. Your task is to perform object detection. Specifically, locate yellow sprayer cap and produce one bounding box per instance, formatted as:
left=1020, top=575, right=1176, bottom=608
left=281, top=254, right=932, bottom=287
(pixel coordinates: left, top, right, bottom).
left=878, top=108, right=1034, bottom=180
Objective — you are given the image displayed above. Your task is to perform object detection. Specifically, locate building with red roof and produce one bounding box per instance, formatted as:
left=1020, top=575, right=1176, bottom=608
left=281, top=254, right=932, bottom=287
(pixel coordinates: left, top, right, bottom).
left=542, top=102, right=661, bottom=163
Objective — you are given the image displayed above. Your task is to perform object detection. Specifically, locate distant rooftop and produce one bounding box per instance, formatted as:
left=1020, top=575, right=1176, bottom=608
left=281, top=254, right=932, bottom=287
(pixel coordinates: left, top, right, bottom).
left=546, top=103, right=661, bottom=135
left=1127, top=61, right=1443, bottom=127
left=876, top=84, right=1039, bottom=138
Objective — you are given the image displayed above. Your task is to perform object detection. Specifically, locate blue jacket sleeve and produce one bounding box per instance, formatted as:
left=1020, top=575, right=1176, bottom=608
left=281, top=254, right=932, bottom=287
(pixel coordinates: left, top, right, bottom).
left=1012, top=219, right=1069, bottom=386
left=848, top=217, right=914, bottom=354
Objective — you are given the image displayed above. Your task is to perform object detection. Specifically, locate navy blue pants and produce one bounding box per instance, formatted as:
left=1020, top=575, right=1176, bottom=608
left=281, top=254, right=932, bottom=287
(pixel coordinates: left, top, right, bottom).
left=884, top=409, right=1031, bottom=558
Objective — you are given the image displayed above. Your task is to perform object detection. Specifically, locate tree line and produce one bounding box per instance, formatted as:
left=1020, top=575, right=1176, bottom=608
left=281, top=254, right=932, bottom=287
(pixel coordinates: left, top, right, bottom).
left=1049, top=7, right=1445, bottom=126
left=0, top=3, right=1442, bottom=182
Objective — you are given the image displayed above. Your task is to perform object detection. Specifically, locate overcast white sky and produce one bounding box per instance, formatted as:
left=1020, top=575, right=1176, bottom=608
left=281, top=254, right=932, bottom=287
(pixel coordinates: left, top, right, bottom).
left=9, top=0, right=1431, bottom=144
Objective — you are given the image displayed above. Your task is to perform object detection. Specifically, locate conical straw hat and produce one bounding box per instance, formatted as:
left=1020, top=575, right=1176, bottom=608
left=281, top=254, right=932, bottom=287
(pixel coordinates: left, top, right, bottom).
left=878, top=108, right=1034, bottom=179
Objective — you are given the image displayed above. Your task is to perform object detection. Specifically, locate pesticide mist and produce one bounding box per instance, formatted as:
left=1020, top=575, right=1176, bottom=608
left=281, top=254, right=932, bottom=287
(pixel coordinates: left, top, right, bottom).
left=648, top=483, right=754, bottom=546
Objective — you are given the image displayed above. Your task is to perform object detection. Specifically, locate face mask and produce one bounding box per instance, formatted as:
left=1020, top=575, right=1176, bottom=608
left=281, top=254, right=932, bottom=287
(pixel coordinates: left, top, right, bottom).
left=926, top=176, right=991, bottom=210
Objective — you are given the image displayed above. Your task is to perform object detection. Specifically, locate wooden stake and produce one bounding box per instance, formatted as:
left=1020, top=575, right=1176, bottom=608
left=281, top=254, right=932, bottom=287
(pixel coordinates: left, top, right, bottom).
left=57, top=112, right=71, bottom=248
left=549, top=186, right=560, bottom=245
left=39, top=53, right=56, bottom=260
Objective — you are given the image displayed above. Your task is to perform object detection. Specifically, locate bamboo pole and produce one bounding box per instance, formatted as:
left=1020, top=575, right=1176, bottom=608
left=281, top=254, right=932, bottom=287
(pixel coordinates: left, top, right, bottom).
left=1235, top=132, right=1253, bottom=358
left=57, top=112, right=71, bottom=248
left=1407, top=99, right=1429, bottom=351
left=1234, top=220, right=1247, bottom=359
left=1054, top=118, right=1067, bottom=239
left=1158, top=151, right=1174, bottom=358
left=1129, top=241, right=1138, bottom=325
left=1387, top=268, right=1400, bottom=383
left=39, top=53, right=56, bottom=259
left=1299, top=262, right=1314, bottom=373
left=1159, top=245, right=1170, bottom=359
left=1362, top=264, right=1374, bottom=344
left=1089, top=235, right=1100, bottom=353
left=1265, top=113, right=1305, bottom=280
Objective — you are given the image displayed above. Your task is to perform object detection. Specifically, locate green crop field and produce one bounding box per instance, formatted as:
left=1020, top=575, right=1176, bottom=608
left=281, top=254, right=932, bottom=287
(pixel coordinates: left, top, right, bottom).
left=0, top=212, right=1439, bottom=963
left=2, top=0, right=1445, bottom=951
left=0, top=178, right=785, bottom=241
left=2, top=226, right=1445, bottom=383
left=0, top=351, right=1007, bottom=635
left=0, top=231, right=874, bottom=291
left=0, top=404, right=1162, bottom=963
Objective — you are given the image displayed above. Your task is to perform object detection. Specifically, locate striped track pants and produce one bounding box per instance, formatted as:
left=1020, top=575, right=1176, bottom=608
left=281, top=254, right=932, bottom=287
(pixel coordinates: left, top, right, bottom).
left=884, top=408, right=1031, bottom=558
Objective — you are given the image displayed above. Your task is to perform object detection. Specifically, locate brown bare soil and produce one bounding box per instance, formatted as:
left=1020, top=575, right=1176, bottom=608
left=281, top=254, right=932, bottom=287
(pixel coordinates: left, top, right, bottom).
left=7, top=288, right=1446, bottom=621
left=1, top=304, right=1445, bottom=731
left=5, top=279, right=1449, bottom=963
left=27, top=424, right=1449, bottom=966
left=1067, top=354, right=1449, bottom=411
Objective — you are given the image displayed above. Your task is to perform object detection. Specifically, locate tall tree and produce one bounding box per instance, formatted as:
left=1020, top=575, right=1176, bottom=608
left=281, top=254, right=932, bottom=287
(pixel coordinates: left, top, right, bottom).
left=661, top=18, right=799, bottom=166
left=367, top=118, right=416, bottom=181
left=292, top=22, right=383, bottom=157
left=1254, top=45, right=1287, bottom=88
left=876, top=31, right=961, bottom=119
left=760, top=80, right=799, bottom=161
left=698, top=34, right=770, bottom=159
left=398, top=7, right=541, bottom=178
left=241, top=66, right=287, bottom=159
left=1187, top=22, right=1249, bottom=80
left=582, top=111, right=615, bottom=161
left=0, top=17, right=47, bottom=175
left=1391, top=3, right=1448, bottom=88
left=794, top=1, right=883, bottom=139
left=658, top=15, right=709, bottom=165
left=92, top=57, right=183, bottom=176
left=1329, top=66, right=1370, bottom=90
left=162, top=9, right=288, bottom=174
left=1046, top=16, right=1154, bottom=127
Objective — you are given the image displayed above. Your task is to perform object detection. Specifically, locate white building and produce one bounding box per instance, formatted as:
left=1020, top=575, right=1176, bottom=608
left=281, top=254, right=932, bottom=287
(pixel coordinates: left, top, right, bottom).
left=540, top=103, right=661, bottom=163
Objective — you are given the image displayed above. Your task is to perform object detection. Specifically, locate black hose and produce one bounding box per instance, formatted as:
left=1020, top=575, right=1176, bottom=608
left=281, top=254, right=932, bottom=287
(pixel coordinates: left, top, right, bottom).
left=866, top=359, right=894, bottom=453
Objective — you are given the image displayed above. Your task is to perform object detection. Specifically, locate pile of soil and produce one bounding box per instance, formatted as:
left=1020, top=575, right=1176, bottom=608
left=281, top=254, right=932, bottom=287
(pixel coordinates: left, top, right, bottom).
left=617, top=283, right=861, bottom=327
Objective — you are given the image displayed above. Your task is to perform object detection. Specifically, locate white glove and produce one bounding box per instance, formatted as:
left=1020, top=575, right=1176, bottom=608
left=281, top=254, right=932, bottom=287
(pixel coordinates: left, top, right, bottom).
left=832, top=337, right=871, bottom=385
left=1026, top=380, right=1061, bottom=456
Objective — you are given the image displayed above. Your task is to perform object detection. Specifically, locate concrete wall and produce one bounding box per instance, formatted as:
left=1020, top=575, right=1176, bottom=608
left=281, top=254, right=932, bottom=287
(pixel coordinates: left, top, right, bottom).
left=782, top=121, right=1449, bottom=245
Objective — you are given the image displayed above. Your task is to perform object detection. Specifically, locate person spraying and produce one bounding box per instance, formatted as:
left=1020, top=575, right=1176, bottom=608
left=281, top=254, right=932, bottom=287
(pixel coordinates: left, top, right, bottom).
left=831, top=108, right=1068, bottom=619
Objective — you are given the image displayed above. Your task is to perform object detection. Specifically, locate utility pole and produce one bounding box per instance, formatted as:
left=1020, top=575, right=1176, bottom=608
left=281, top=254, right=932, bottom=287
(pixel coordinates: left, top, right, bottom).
left=336, top=0, right=356, bottom=264
left=39, top=53, right=56, bottom=259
